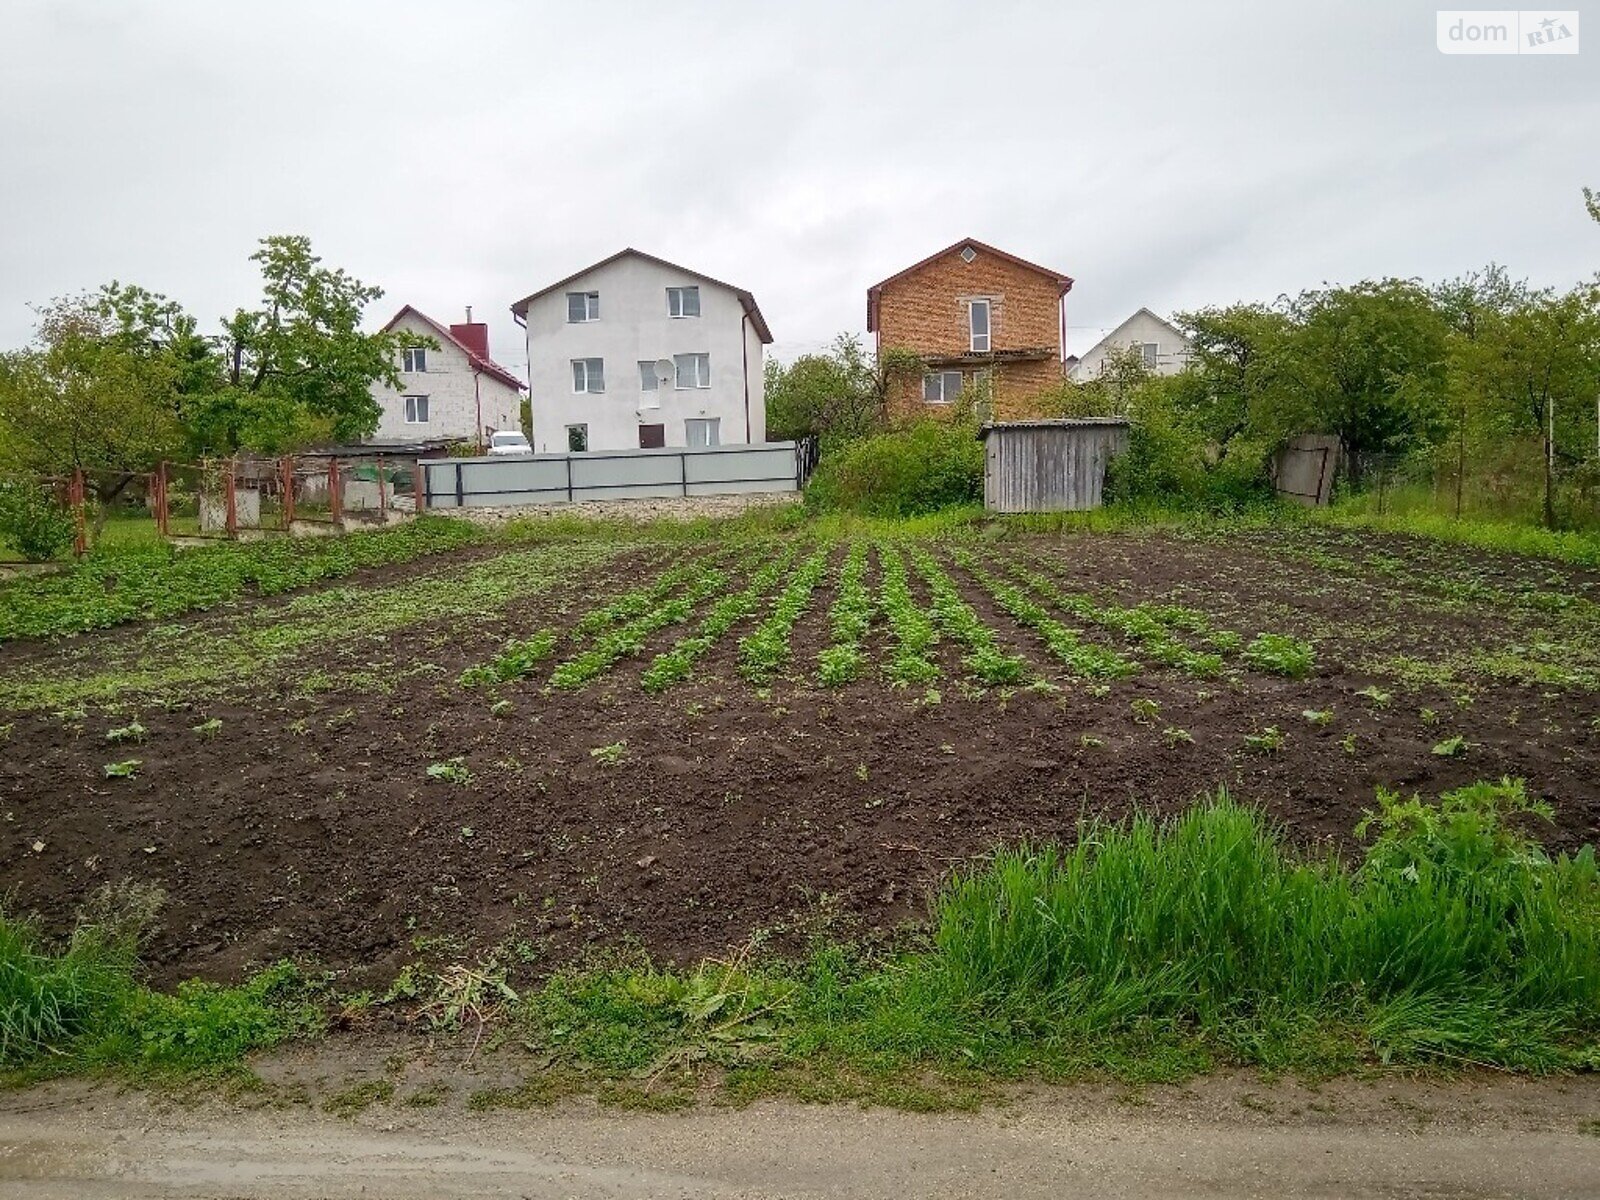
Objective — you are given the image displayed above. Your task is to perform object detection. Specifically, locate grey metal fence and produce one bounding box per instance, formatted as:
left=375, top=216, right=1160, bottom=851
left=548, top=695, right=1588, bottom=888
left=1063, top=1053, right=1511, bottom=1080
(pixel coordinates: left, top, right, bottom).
left=420, top=442, right=804, bottom=509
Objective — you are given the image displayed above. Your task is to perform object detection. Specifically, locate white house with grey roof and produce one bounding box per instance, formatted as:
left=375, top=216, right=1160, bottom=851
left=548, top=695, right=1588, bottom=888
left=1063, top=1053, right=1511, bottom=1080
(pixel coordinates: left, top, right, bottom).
left=1069, top=307, right=1193, bottom=381
left=511, top=249, right=773, bottom=453
left=369, top=305, right=525, bottom=446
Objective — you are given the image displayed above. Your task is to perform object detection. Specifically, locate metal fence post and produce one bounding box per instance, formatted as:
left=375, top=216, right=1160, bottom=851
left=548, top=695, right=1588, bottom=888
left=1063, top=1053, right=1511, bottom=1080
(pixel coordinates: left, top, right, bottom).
left=377, top=455, right=388, bottom=517
left=70, top=468, right=86, bottom=557
left=225, top=460, right=238, bottom=538
left=154, top=461, right=169, bottom=537
left=281, top=456, right=295, bottom=530
left=329, top=456, right=343, bottom=527
left=413, top=459, right=426, bottom=515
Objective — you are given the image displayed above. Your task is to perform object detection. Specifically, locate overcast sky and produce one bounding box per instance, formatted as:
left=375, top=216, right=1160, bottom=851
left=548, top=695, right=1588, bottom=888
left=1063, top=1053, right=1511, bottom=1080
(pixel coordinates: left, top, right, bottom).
left=2, top=1, right=1595, bottom=373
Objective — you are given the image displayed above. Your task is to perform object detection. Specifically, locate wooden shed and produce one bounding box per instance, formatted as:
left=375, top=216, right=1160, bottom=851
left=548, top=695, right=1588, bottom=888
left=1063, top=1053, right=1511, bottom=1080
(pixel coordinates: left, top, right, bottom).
left=978, top=418, right=1131, bottom=513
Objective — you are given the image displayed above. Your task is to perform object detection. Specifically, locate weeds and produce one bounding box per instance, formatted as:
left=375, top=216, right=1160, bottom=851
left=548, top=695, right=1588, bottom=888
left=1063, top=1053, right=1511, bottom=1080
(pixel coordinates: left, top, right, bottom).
left=426, top=758, right=472, bottom=785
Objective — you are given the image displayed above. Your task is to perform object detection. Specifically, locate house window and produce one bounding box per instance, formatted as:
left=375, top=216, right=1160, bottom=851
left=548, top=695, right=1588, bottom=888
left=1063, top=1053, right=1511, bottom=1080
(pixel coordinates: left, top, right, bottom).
left=685, top=418, right=720, bottom=447
left=566, top=291, right=600, bottom=323
left=667, top=286, right=701, bottom=318
left=566, top=423, right=588, bottom=452
left=638, top=361, right=659, bottom=391
left=571, top=358, right=605, bottom=393
left=960, top=246, right=977, bottom=264
left=404, top=395, right=429, bottom=423
left=401, top=347, right=427, bottom=373
left=922, top=371, right=962, bottom=404
left=969, top=299, right=991, bottom=353
left=674, top=352, right=711, bottom=389
left=1141, top=342, right=1158, bottom=368
left=638, top=423, right=666, bottom=449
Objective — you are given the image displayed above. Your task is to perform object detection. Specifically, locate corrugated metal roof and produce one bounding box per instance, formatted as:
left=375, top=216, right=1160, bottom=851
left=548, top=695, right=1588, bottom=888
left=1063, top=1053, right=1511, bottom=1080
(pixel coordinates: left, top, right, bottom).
left=977, top=417, right=1130, bottom=441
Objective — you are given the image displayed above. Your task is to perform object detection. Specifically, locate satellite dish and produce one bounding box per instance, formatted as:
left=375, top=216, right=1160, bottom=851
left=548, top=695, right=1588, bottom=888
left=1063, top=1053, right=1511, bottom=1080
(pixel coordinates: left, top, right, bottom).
left=654, top=359, right=674, bottom=387
left=641, top=358, right=672, bottom=411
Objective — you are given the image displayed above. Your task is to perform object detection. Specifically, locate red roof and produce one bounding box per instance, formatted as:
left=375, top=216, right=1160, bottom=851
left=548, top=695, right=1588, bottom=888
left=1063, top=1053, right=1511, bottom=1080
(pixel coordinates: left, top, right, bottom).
left=380, top=305, right=525, bottom=391
left=866, top=238, right=1074, bottom=332
left=509, top=248, right=773, bottom=344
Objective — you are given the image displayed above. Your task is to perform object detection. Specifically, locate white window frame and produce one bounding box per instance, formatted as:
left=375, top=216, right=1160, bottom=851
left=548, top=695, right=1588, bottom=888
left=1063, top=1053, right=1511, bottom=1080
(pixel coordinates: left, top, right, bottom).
left=673, top=352, right=711, bottom=389
left=403, top=394, right=429, bottom=424
left=922, top=371, right=962, bottom=404
left=667, top=286, right=701, bottom=318
left=685, top=417, right=721, bottom=447
left=401, top=346, right=427, bottom=373
left=1140, top=342, right=1159, bottom=368
left=566, top=291, right=600, bottom=323
left=566, top=423, right=588, bottom=452
left=571, top=358, right=605, bottom=393
left=969, top=299, right=991, bottom=353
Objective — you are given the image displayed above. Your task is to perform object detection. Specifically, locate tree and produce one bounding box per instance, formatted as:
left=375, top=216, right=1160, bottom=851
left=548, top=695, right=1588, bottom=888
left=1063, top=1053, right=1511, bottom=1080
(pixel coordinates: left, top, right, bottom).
left=1174, top=303, right=1294, bottom=448
left=194, top=236, right=410, bottom=453
left=765, top=334, right=885, bottom=451
left=1459, top=286, right=1600, bottom=527
left=0, top=291, right=187, bottom=539
left=1276, top=280, right=1451, bottom=479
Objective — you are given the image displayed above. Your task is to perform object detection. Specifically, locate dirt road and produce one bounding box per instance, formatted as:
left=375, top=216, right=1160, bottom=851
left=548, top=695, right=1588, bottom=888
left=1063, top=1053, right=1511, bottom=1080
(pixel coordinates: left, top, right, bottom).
left=3, top=1073, right=1597, bottom=1199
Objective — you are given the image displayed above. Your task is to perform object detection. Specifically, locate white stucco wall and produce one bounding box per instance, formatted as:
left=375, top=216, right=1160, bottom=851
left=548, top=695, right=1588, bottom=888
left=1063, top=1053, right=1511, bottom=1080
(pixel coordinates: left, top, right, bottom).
left=521, top=255, right=766, bottom=453
left=370, top=312, right=523, bottom=442
left=1070, top=310, right=1193, bottom=381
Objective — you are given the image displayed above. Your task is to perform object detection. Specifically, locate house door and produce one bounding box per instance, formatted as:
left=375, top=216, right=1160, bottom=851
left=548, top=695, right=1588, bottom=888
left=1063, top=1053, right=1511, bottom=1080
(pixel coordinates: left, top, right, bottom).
left=638, top=423, right=665, bottom=449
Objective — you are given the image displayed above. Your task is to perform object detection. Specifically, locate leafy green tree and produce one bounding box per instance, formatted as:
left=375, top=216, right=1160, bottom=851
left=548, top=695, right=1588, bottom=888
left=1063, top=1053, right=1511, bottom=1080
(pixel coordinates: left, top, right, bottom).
left=0, top=291, right=187, bottom=538
left=1457, top=286, right=1600, bottom=527
left=1274, top=281, right=1451, bottom=478
left=765, top=334, right=884, bottom=451
left=1174, top=303, right=1294, bottom=448
left=194, top=236, right=410, bottom=453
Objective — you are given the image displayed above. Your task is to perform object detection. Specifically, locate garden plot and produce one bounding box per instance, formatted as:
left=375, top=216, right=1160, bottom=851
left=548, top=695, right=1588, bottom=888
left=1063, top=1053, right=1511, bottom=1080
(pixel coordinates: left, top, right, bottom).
left=1, top=523, right=1596, bottom=989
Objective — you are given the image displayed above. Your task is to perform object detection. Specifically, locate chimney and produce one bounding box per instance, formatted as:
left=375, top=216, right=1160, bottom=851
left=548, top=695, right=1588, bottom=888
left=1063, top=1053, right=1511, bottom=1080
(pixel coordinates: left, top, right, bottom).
left=450, top=312, right=489, bottom=361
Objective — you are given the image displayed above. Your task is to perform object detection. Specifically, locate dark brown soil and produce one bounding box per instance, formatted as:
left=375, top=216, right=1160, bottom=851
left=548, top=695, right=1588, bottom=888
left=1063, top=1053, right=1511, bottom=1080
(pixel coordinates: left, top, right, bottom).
left=2, top=526, right=1597, bottom=988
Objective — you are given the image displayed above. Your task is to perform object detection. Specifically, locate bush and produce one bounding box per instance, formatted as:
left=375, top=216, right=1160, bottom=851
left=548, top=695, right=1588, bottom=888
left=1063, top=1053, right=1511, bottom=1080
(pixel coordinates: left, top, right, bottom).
left=1102, top=378, right=1272, bottom=513
left=0, top=481, right=74, bottom=561
left=804, top=420, right=982, bottom=517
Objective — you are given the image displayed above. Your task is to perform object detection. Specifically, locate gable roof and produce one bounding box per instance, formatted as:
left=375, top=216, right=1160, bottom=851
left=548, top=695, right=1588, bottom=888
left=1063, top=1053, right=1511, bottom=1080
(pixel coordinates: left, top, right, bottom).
left=381, top=306, right=525, bottom=391
left=1075, top=307, right=1188, bottom=363
left=866, top=238, right=1074, bottom=331
left=509, top=248, right=773, bottom=343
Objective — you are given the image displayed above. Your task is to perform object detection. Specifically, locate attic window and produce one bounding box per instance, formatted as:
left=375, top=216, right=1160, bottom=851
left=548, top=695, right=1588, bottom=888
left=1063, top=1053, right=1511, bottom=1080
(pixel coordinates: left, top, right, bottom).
left=960, top=246, right=977, bottom=264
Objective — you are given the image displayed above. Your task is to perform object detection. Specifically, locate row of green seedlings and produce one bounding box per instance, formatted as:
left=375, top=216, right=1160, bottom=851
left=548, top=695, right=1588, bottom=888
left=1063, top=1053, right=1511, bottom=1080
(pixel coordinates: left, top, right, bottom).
left=1000, top=558, right=1227, bottom=678
left=1012, top=553, right=1315, bottom=679
left=640, top=545, right=800, bottom=693
left=737, top=544, right=832, bottom=684
left=947, top=546, right=1138, bottom=680
left=876, top=542, right=940, bottom=685
left=905, top=544, right=1030, bottom=686
left=817, top=542, right=874, bottom=686
left=459, top=553, right=714, bottom=687
left=549, top=553, right=754, bottom=689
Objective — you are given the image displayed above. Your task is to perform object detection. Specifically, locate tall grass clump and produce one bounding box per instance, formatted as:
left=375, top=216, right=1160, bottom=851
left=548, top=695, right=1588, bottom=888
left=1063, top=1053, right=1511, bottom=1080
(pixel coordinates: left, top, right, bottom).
left=0, top=915, right=134, bottom=1065
left=930, top=780, right=1599, bottom=1068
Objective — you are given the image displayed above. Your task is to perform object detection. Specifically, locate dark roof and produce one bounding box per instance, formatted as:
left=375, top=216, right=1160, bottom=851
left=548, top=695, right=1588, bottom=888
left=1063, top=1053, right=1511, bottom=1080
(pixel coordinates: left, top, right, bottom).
left=977, top=417, right=1130, bottom=441
left=508, top=248, right=773, bottom=344
left=381, top=306, right=525, bottom=391
left=867, top=238, right=1075, bottom=332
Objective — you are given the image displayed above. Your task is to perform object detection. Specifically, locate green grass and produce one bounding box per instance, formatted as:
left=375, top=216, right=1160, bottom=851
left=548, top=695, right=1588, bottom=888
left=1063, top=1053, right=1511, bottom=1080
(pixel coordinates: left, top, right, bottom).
left=1319, top=506, right=1600, bottom=569
left=0, top=898, right=322, bottom=1076
left=506, top=779, right=1599, bottom=1099
left=0, top=517, right=488, bottom=642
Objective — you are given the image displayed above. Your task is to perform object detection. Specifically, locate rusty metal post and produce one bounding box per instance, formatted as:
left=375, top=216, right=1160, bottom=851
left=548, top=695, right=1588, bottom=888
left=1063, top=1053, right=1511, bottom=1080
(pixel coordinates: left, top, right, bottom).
left=155, top=461, right=169, bottom=537
left=377, top=456, right=388, bottom=518
left=413, top=458, right=426, bottom=515
left=70, top=468, right=87, bottom=557
left=329, top=456, right=343, bottom=527
left=281, top=456, right=295, bottom=530
left=225, top=460, right=238, bottom=538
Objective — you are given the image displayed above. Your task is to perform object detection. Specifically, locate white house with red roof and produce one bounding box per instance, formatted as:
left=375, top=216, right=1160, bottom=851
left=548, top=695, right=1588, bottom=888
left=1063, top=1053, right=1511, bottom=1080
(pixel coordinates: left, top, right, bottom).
left=368, top=306, right=525, bottom=447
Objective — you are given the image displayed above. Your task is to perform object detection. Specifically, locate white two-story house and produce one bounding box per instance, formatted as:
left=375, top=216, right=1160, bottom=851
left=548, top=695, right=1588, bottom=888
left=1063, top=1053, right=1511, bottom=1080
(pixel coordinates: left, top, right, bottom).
left=369, top=306, right=525, bottom=446
left=511, top=249, right=773, bottom=452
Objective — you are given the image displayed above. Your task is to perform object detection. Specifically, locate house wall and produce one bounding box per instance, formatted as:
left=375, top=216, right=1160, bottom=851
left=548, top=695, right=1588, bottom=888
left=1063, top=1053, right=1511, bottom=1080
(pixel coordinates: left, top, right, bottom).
left=874, top=245, right=1064, bottom=423
left=370, top=311, right=522, bottom=442
left=1071, top=310, right=1193, bottom=381
left=522, top=255, right=765, bottom=453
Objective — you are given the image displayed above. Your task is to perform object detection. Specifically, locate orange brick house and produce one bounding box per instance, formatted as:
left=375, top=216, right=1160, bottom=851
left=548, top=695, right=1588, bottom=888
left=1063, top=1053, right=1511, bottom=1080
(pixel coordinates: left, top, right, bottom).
left=866, top=238, right=1074, bottom=422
